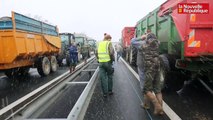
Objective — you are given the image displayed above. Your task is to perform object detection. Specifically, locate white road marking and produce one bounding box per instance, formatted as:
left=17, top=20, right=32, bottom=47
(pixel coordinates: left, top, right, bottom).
left=120, top=57, right=182, bottom=120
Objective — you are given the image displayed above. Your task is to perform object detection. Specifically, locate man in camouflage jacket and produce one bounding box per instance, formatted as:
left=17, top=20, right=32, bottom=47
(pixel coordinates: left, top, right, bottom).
left=141, top=33, right=164, bottom=115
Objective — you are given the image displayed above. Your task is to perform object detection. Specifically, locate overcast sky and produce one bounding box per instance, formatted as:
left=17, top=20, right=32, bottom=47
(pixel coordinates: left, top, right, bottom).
left=0, top=0, right=167, bottom=41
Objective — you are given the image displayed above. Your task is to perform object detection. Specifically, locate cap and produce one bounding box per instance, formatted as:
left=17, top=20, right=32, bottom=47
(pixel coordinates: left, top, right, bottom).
left=104, top=34, right=112, bottom=40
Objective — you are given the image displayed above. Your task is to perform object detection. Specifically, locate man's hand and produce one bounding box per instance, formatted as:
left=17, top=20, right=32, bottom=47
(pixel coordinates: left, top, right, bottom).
left=141, top=35, right=146, bottom=40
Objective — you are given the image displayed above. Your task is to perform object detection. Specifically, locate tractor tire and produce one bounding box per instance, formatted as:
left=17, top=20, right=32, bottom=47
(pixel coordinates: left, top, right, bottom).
left=18, top=67, right=30, bottom=76
left=37, top=57, right=51, bottom=76
left=57, top=56, right=63, bottom=67
left=130, top=46, right=137, bottom=67
left=159, top=54, right=170, bottom=89
left=125, top=47, right=130, bottom=62
left=50, top=56, right=57, bottom=72
left=4, top=67, right=29, bottom=78
left=4, top=69, right=17, bottom=78
left=159, top=54, right=184, bottom=91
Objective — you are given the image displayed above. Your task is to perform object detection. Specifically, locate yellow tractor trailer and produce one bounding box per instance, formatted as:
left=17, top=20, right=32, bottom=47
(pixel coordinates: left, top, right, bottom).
left=0, top=12, right=61, bottom=77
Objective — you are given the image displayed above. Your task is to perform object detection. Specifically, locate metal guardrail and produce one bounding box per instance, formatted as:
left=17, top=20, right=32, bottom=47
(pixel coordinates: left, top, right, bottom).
left=0, top=56, right=95, bottom=120
left=67, top=67, right=99, bottom=120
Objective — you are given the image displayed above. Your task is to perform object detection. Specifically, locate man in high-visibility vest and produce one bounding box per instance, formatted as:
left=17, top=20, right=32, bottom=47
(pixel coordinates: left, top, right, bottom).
left=97, top=34, right=114, bottom=97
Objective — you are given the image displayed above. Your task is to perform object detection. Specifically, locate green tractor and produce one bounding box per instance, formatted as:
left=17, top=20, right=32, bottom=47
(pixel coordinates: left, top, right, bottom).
left=58, top=33, right=95, bottom=66
left=87, top=39, right=97, bottom=56
left=58, top=33, right=75, bottom=66
left=74, top=33, right=90, bottom=60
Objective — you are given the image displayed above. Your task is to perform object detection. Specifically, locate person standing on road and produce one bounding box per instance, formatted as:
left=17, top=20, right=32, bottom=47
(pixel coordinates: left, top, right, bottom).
left=115, top=43, right=123, bottom=61
left=81, top=41, right=90, bottom=65
left=69, top=43, right=78, bottom=73
left=142, top=32, right=163, bottom=115
left=97, top=34, right=115, bottom=97
left=131, top=34, right=148, bottom=108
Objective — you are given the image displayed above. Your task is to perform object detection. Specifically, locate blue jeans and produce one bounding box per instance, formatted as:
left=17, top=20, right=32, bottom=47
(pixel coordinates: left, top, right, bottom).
left=138, top=66, right=145, bottom=90
left=117, top=51, right=122, bottom=61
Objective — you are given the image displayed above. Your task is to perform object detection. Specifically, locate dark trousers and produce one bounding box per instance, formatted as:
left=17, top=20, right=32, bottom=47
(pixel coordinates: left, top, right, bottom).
left=99, top=62, right=113, bottom=94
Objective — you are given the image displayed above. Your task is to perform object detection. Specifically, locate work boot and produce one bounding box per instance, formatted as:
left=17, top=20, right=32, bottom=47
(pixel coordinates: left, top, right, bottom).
left=108, top=91, right=113, bottom=95
left=156, top=93, right=164, bottom=115
left=156, top=93, right=163, bottom=106
left=72, top=67, right=75, bottom=72
left=146, top=91, right=163, bottom=115
left=70, top=68, right=72, bottom=73
left=103, top=94, right=107, bottom=98
left=141, top=94, right=150, bottom=109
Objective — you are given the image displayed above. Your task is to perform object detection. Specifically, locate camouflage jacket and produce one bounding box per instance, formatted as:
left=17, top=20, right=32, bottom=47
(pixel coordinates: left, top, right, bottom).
left=142, top=35, right=160, bottom=68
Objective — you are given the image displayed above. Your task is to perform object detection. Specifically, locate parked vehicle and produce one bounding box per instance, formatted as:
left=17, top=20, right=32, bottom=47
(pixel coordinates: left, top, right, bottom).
left=59, top=33, right=94, bottom=66
left=121, top=27, right=136, bottom=66
left=87, top=39, right=97, bottom=55
left=134, top=0, right=213, bottom=90
left=0, top=11, right=61, bottom=77
left=58, top=33, right=75, bottom=66
left=74, top=33, right=92, bottom=59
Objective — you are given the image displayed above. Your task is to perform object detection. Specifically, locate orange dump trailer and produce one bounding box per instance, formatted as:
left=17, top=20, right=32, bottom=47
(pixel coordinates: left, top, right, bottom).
left=0, top=12, right=61, bottom=77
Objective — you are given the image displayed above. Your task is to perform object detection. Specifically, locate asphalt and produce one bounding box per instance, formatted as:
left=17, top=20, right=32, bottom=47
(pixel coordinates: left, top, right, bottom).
left=36, top=84, right=87, bottom=118
left=84, top=60, right=169, bottom=120
left=29, top=62, right=98, bottom=118
left=163, top=79, right=213, bottom=120
left=0, top=67, right=69, bottom=109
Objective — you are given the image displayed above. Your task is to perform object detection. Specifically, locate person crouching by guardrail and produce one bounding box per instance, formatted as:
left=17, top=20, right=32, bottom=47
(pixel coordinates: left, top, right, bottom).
left=69, top=43, right=78, bottom=73
left=97, top=34, right=115, bottom=98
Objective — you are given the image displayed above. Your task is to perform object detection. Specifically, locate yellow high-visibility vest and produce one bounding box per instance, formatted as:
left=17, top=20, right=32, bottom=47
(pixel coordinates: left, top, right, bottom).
left=97, top=41, right=111, bottom=62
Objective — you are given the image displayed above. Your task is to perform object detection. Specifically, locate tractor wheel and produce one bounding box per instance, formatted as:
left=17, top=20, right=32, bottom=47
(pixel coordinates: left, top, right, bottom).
left=37, top=57, right=51, bottom=76
left=18, top=67, right=30, bottom=76
left=4, top=69, right=17, bottom=78
left=159, top=54, right=184, bottom=91
left=125, top=48, right=130, bottom=62
left=130, top=46, right=137, bottom=67
left=4, top=67, right=29, bottom=78
left=159, top=54, right=170, bottom=90
left=50, top=56, right=57, bottom=72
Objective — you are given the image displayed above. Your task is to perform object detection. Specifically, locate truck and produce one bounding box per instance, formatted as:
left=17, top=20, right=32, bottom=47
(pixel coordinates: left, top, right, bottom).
left=0, top=12, right=61, bottom=77
left=134, top=0, right=213, bottom=91
left=121, top=27, right=136, bottom=66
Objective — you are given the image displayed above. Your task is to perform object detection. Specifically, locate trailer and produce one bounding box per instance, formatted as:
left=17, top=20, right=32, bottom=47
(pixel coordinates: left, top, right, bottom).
left=135, top=0, right=213, bottom=90
left=121, top=27, right=136, bottom=65
left=0, top=12, right=61, bottom=77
